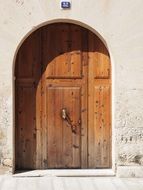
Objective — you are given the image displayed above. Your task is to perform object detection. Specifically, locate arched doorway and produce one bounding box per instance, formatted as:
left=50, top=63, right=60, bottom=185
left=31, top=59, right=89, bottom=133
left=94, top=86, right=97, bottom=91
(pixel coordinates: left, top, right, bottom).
left=15, top=23, right=111, bottom=170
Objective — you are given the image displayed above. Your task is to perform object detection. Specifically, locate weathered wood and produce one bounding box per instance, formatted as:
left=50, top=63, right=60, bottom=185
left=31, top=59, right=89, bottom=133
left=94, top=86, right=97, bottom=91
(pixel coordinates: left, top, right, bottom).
left=46, top=86, right=81, bottom=168
left=15, top=23, right=111, bottom=170
left=42, top=24, right=86, bottom=168
left=15, top=29, right=41, bottom=169
left=88, top=31, right=111, bottom=168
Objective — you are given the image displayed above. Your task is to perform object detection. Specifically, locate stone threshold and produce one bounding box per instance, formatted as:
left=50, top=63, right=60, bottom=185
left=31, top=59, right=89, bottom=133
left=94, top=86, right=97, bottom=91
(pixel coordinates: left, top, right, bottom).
left=13, top=169, right=115, bottom=177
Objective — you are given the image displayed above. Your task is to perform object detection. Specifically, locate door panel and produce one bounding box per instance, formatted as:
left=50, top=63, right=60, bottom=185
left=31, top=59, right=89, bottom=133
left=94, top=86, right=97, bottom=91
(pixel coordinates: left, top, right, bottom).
left=88, top=31, right=111, bottom=168
left=94, top=84, right=111, bottom=167
left=15, top=29, right=41, bottom=169
left=42, top=24, right=83, bottom=79
left=88, top=33, right=110, bottom=79
left=45, top=50, right=82, bottom=79
left=16, top=85, right=36, bottom=169
left=88, top=83, right=111, bottom=168
left=46, top=86, right=81, bottom=168
left=16, top=31, right=41, bottom=79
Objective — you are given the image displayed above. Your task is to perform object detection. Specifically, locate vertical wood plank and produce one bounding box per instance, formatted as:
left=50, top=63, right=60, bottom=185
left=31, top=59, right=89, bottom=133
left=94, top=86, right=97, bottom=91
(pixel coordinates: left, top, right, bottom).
left=80, top=29, right=88, bottom=168
left=88, top=31, right=111, bottom=168
left=16, top=85, right=36, bottom=169
left=93, top=84, right=111, bottom=167
left=15, top=29, right=41, bottom=170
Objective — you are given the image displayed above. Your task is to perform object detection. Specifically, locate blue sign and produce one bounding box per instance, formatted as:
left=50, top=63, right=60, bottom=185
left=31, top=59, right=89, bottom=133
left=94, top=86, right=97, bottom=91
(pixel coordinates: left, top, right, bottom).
left=61, top=1, right=71, bottom=9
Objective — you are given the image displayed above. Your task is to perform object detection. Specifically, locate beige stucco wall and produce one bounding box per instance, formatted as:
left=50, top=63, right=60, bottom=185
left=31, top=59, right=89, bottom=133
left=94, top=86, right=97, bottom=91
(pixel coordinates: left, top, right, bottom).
left=0, top=0, right=143, bottom=176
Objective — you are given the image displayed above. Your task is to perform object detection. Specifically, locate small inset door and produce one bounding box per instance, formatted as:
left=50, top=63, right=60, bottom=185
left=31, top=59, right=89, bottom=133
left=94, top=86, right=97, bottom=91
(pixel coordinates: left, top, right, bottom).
left=15, top=23, right=111, bottom=170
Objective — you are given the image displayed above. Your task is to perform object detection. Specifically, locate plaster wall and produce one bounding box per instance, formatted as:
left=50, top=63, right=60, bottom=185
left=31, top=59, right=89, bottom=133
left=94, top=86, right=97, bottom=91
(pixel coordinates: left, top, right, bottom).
left=0, top=0, right=143, bottom=176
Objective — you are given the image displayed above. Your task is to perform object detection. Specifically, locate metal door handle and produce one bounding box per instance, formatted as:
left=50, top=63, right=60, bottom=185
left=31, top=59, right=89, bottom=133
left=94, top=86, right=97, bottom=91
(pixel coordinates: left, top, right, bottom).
left=61, top=108, right=68, bottom=120
left=61, top=108, right=80, bottom=134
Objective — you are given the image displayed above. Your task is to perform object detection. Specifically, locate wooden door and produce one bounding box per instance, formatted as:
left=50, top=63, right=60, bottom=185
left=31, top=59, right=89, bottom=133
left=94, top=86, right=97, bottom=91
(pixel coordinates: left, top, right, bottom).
left=41, top=24, right=88, bottom=168
left=15, top=23, right=111, bottom=170
left=15, top=29, right=41, bottom=169
left=88, top=32, right=111, bottom=168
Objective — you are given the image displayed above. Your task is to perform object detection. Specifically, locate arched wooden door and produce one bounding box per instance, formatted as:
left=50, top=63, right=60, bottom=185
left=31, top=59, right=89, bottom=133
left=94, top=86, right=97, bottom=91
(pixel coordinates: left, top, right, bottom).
left=15, top=23, right=111, bottom=170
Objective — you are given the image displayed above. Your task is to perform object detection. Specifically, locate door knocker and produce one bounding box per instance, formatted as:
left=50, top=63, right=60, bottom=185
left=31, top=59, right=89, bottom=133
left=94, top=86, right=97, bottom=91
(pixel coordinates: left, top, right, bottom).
left=61, top=108, right=80, bottom=134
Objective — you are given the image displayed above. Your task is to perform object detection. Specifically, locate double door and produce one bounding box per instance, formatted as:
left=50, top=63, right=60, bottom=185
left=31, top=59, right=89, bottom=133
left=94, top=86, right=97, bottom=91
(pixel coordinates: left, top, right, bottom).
left=15, top=23, right=111, bottom=169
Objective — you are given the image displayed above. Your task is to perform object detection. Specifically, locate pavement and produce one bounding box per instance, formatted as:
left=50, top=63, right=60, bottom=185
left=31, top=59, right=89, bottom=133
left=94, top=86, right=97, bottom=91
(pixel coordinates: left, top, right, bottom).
left=0, top=175, right=143, bottom=190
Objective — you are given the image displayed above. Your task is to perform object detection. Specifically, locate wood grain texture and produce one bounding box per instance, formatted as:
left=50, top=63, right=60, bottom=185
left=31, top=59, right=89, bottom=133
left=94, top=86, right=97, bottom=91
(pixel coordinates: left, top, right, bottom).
left=88, top=31, right=111, bottom=168
left=42, top=24, right=82, bottom=79
left=41, top=24, right=88, bottom=169
left=15, top=23, right=111, bottom=170
left=46, top=86, right=81, bottom=168
left=15, top=29, right=41, bottom=169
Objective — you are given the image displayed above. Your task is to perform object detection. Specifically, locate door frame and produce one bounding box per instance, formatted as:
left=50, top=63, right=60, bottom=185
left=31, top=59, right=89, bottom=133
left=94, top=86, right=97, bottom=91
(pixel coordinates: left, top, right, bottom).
left=12, top=19, right=115, bottom=174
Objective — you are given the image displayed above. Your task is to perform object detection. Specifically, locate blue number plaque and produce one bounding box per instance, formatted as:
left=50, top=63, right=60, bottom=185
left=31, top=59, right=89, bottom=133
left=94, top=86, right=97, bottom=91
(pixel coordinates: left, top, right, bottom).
left=61, top=1, right=71, bottom=9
